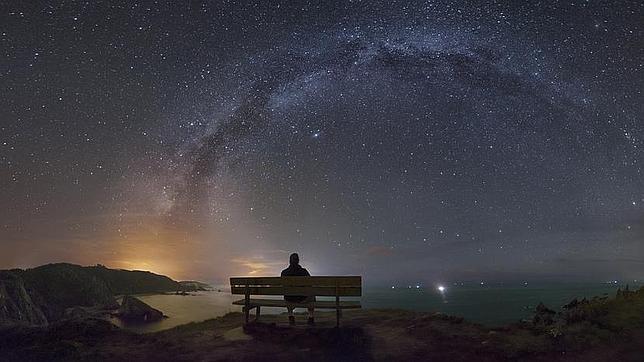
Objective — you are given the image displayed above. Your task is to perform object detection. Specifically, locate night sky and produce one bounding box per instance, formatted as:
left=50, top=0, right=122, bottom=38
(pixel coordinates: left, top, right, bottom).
left=2, top=1, right=643, bottom=284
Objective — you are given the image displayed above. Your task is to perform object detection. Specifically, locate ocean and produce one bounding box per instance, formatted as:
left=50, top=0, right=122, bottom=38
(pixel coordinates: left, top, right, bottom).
left=113, top=281, right=639, bottom=333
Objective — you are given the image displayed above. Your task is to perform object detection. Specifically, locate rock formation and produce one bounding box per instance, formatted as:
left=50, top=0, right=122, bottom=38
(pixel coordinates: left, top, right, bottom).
left=117, top=295, right=164, bottom=323
left=0, top=263, right=200, bottom=326
left=0, top=271, right=48, bottom=326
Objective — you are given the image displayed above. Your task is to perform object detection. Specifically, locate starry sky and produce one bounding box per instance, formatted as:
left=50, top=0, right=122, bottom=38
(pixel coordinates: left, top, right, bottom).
left=1, top=1, right=643, bottom=284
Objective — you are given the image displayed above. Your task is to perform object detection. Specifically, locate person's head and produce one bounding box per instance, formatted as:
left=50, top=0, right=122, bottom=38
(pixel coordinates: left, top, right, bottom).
left=289, top=253, right=299, bottom=266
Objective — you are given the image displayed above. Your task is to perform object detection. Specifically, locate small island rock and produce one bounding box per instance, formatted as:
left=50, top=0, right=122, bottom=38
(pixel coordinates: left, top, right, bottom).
left=118, top=295, right=164, bottom=323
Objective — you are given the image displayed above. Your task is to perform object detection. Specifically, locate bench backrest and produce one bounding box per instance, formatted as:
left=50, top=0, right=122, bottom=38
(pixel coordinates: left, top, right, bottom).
left=230, top=276, right=362, bottom=297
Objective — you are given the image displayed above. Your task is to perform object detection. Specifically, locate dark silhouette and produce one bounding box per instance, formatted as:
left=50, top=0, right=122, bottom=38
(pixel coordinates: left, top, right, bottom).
left=280, top=253, right=315, bottom=325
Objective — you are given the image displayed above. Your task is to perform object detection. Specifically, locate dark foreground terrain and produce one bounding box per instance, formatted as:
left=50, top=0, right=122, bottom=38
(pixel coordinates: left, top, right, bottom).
left=0, top=263, right=211, bottom=326
left=2, top=286, right=644, bottom=361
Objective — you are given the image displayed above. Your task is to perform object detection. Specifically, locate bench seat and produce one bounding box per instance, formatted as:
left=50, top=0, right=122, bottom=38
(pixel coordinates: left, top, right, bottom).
left=233, top=298, right=362, bottom=309
left=230, top=276, right=362, bottom=326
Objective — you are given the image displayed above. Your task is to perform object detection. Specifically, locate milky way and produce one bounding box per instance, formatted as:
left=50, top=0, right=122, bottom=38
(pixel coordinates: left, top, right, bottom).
left=1, top=1, right=643, bottom=283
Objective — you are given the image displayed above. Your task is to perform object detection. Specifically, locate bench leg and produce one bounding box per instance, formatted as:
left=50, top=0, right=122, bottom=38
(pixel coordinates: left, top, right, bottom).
left=256, top=306, right=261, bottom=322
left=336, top=308, right=341, bottom=327
left=244, top=306, right=250, bottom=324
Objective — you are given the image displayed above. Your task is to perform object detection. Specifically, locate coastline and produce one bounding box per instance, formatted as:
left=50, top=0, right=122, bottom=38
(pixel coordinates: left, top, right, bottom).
left=4, top=263, right=642, bottom=360
left=3, top=299, right=644, bottom=361
left=113, top=282, right=639, bottom=333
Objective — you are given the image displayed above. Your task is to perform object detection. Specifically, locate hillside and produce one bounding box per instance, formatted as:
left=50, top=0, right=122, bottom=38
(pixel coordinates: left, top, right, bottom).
left=0, top=263, right=202, bottom=326
left=79, top=264, right=183, bottom=295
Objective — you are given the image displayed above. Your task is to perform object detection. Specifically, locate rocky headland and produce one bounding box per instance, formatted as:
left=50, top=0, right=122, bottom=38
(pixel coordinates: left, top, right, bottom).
left=0, top=263, right=210, bottom=327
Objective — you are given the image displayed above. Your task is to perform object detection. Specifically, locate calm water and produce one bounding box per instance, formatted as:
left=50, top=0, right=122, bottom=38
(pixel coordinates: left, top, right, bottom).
left=114, top=282, right=638, bottom=333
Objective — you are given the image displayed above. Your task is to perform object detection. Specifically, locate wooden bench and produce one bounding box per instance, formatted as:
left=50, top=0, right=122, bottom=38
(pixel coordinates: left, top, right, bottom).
left=230, top=276, right=362, bottom=327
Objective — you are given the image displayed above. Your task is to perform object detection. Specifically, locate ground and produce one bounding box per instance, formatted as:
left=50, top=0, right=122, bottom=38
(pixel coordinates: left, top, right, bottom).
left=2, top=305, right=643, bottom=361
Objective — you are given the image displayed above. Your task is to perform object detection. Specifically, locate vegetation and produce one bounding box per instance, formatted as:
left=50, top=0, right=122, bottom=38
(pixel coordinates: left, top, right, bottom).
left=83, top=264, right=182, bottom=295
left=19, top=264, right=117, bottom=321
left=4, top=264, right=643, bottom=360
left=2, top=287, right=644, bottom=361
left=0, top=263, right=201, bottom=325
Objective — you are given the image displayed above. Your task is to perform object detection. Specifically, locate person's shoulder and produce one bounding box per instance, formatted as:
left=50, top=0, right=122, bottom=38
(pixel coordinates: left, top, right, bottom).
left=300, top=267, right=311, bottom=276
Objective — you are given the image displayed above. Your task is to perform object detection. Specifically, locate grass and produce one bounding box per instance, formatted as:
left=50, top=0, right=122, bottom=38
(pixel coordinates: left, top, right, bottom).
left=3, top=289, right=644, bottom=361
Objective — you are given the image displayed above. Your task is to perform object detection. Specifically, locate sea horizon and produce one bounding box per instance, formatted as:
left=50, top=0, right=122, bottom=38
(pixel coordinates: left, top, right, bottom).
left=114, top=281, right=641, bottom=333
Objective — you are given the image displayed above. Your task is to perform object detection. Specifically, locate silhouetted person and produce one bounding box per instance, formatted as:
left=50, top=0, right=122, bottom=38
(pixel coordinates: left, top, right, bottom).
left=281, top=253, right=315, bottom=325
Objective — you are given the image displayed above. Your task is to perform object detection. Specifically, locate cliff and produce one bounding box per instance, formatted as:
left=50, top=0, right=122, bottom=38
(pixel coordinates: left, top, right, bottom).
left=0, top=263, right=194, bottom=326
left=19, top=264, right=117, bottom=322
left=0, top=271, right=48, bottom=326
